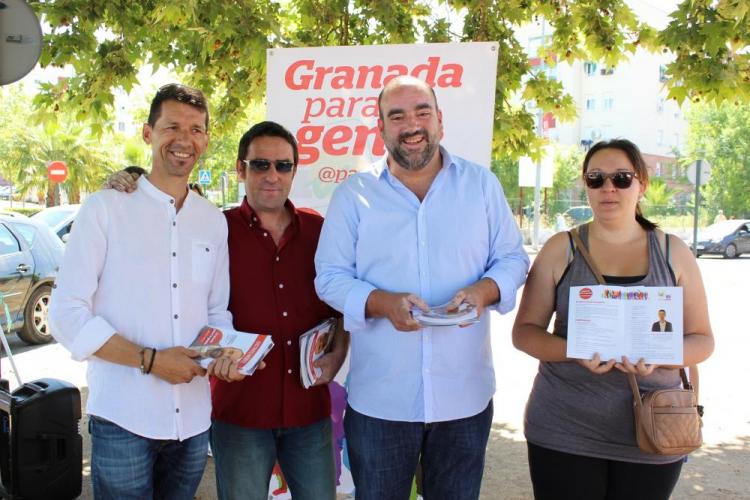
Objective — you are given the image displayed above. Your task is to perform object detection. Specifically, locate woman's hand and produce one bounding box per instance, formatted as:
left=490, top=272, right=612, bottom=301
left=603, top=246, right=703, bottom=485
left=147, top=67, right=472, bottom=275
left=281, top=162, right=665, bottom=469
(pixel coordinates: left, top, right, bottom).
left=615, top=356, right=658, bottom=376
left=576, top=352, right=617, bottom=374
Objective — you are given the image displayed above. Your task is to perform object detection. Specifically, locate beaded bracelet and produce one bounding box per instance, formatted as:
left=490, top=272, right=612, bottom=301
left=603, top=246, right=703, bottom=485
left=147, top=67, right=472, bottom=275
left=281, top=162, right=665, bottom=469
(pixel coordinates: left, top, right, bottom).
left=139, top=348, right=147, bottom=374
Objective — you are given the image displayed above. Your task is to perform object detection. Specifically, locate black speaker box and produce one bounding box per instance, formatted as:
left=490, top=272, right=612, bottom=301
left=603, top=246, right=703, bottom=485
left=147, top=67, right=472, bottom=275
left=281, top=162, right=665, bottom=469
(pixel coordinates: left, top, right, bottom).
left=0, top=378, right=82, bottom=500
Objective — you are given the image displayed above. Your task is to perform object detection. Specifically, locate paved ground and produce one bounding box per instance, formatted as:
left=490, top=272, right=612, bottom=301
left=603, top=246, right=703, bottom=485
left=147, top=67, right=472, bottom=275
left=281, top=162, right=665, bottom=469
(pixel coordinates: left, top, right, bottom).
left=3, top=254, right=749, bottom=499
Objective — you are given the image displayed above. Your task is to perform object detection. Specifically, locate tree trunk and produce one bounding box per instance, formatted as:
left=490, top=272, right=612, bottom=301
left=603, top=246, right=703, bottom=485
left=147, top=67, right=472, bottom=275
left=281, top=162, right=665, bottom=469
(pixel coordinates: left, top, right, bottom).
left=69, top=187, right=80, bottom=204
left=45, top=183, right=56, bottom=207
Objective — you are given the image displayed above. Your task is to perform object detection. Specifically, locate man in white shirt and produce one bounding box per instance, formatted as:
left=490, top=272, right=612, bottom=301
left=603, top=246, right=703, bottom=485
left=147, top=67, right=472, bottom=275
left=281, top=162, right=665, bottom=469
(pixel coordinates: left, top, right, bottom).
left=50, top=84, right=241, bottom=499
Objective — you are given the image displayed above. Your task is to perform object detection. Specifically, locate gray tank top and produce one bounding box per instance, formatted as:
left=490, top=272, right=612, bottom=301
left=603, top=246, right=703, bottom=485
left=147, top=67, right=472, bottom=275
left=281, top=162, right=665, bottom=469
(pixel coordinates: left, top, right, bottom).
left=524, top=225, right=683, bottom=464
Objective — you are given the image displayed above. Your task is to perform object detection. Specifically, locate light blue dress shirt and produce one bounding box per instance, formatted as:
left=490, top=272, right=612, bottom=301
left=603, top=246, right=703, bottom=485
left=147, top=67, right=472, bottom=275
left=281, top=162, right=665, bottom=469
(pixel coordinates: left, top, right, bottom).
left=315, top=147, right=529, bottom=423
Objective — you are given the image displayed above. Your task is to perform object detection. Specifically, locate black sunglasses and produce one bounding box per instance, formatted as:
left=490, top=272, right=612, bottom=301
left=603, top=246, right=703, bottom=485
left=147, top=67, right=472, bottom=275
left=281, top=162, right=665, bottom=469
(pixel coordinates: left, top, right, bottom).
left=241, top=159, right=295, bottom=173
left=584, top=171, right=636, bottom=189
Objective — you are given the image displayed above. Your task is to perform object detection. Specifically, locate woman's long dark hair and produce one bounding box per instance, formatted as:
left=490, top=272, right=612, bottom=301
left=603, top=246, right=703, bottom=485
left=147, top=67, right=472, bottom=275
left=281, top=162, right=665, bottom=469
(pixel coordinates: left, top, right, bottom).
left=582, top=139, right=657, bottom=231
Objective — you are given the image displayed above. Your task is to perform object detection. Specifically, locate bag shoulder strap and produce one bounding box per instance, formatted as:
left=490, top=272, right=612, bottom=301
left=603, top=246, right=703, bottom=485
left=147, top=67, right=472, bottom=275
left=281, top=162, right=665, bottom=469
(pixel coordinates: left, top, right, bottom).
left=570, top=226, right=606, bottom=285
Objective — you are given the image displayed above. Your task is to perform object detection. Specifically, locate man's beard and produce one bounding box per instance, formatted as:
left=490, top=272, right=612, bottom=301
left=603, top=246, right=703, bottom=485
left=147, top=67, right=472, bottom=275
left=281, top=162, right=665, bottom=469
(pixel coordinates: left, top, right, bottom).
left=388, top=129, right=438, bottom=171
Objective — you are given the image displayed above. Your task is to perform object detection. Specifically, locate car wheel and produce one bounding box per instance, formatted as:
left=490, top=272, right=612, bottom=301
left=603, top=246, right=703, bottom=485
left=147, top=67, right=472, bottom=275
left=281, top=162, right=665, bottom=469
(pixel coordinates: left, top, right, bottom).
left=17, top=285, right=53, bottom=345
left=723, top=244, right=738, bottom=259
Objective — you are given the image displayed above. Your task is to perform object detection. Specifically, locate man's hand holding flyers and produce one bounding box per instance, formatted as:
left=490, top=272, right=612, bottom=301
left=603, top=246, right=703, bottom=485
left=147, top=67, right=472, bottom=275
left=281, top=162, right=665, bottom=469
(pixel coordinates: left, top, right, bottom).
left=366, top=290, right=429, bottom=332
left=311, top=319, right=348, bottom=386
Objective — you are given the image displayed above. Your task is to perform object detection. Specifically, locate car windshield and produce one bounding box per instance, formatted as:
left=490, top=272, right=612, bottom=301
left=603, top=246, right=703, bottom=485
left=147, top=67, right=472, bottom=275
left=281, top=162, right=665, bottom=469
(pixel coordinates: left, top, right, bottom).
left=32, top=208, right=75, bottom=228
left=700, top=220, right=744, bottom=240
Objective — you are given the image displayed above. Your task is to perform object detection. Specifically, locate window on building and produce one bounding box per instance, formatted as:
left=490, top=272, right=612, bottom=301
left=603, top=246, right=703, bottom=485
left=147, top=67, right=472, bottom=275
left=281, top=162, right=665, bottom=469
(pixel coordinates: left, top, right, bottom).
left=584, top=62, right=597, bottom=76
left=600, top=66, right=614, bottom=76
left=657, top=98, right=665, bottom=113
left=585, top=97, right=596, bottom=111
left=118, top=122, right=126, bottom=132
left=603, top=96, right=614, bottom=110
left=657, top=130, right=664, bottom=145
left=659, top=65, right=668, bottom=82
left=655, top=162, right=662, bottom=177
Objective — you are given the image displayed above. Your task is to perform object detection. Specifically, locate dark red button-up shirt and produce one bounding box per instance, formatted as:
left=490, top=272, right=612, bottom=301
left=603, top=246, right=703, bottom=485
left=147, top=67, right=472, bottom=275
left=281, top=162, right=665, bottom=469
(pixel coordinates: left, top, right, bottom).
left=210, top=198, right=338, bottom=429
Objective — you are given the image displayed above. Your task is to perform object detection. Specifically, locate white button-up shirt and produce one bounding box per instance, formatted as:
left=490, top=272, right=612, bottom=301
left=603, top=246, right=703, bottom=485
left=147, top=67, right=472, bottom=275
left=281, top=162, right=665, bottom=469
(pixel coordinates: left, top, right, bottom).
left=50, top=176, right=233, bottom=440
left=315, top=148, right=529, bottom=423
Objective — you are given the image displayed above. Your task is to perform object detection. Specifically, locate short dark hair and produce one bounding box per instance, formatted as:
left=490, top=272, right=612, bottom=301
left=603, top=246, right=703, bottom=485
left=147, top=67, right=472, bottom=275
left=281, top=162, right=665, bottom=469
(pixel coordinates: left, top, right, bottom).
left=147, top=83, right=209, bottom=128
left=237, top=121, right=298, bottom=166
left=582, top=138, right=657, bottom=231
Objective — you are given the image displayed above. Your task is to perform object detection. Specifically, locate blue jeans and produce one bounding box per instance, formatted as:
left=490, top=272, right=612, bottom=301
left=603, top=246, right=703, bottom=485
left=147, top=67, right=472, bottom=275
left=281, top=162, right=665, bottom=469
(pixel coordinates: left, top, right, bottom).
left=211, top=418, right=336, bottom=500
left=344, top=401, right=493, bottom=500
left=88, top=415, right=208, bottom=500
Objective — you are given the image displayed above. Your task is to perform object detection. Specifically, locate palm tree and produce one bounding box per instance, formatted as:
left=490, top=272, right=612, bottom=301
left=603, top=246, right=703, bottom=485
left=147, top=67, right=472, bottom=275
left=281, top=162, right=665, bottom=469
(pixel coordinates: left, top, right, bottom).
left=642, top=178, right=676, bottom=217
left=4, top=121, right=114, bottom=205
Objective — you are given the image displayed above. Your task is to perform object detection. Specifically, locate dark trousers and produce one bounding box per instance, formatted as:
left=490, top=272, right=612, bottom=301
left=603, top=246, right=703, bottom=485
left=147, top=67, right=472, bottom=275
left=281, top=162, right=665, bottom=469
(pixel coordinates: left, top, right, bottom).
left=344, top=401, right=493, bottom=500
left=527, top=441, right=683, bottom=500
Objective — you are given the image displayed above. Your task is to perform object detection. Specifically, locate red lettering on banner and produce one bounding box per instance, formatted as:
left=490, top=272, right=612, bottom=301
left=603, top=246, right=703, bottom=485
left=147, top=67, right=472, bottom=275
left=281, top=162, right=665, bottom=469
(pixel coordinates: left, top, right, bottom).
left=286, top=59, right=314, bottom=90
left=325, top=126, right=352, bottom=155
left=285, top=57, right=465, bottom=90
left=297, top=125, right=385, bottom=165
left=302, top=96, right=379, bottom=123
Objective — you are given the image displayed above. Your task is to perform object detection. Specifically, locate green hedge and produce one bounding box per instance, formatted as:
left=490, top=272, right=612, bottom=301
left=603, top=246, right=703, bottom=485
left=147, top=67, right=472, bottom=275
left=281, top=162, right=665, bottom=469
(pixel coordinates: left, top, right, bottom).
left=2, top=207, right=42, bottom=217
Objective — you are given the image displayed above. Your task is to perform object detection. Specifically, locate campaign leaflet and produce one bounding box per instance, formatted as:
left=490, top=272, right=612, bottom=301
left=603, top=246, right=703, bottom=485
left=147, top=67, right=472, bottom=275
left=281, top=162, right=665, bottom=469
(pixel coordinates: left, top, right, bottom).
left=567, top=285, right=684, bottom=365
left=412, top=302, right=479, bottom=327
left=189, top=325, right=274, bottom=376
left=299, top=318, right=337, bottom=389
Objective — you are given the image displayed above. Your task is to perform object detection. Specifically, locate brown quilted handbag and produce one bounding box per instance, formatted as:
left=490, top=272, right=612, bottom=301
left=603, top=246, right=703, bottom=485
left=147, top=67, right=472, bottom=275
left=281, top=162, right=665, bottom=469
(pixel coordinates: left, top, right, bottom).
left=628, top=371, right=703, bottom=455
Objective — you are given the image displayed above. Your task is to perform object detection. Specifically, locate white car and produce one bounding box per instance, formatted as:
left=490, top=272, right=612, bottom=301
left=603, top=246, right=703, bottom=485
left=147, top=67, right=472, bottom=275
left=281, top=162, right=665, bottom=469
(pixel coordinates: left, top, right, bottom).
left=31, top=204, right=80, bottom=242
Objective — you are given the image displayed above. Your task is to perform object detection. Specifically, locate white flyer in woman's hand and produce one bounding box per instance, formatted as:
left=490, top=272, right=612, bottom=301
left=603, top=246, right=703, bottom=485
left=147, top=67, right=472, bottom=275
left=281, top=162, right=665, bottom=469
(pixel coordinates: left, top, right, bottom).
left=566, top=285, right=683, bottom=365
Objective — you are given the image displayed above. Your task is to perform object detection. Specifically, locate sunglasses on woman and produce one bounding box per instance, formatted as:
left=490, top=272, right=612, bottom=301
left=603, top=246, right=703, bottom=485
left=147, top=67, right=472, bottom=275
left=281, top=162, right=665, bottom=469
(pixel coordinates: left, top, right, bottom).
left=241, top=159, right=295, bottom=173
left=584, top=171, right=637, bottom=189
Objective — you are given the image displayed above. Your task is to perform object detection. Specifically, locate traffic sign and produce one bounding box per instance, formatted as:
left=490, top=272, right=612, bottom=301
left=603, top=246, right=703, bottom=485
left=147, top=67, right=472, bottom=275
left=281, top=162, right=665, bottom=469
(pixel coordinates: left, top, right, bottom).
left=47, top=161, right=68, bottom=183
left=687, top=159, right=711, bottom=185
left=198, top=170, right=211, bottom=185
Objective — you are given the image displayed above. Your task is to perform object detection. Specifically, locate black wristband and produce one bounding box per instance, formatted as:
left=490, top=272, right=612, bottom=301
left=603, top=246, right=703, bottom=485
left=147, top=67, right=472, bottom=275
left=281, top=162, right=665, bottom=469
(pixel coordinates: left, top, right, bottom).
left=146, top=348, right=157, bottom=374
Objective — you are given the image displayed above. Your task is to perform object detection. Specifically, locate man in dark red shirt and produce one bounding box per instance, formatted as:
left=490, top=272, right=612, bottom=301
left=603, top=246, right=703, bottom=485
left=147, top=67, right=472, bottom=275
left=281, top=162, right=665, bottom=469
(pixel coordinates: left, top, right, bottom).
left=210, top=121, right=347, bottom=500
left=104, top=121, right=348, bottom=500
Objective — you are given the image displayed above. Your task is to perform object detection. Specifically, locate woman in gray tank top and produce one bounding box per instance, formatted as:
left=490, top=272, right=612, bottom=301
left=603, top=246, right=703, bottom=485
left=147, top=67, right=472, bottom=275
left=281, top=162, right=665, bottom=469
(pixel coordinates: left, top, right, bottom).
left=512, top=139, right=714, bottom=500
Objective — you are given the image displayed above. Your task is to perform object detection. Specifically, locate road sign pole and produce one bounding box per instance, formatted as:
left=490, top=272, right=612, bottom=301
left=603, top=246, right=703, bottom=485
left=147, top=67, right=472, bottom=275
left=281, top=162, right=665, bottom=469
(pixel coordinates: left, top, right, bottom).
left=692, top=159, right=702, bottom=257
left=532, top=109, right=543, bottom=251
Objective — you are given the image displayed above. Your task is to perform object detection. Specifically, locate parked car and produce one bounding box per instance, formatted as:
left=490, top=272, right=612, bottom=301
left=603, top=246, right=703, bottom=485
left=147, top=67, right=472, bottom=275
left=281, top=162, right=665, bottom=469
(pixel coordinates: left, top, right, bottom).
left=563, top=205, right=593, bottom=225
left=31, top=204, right=80, bottom=242
left=0, top=214, right=64, bottom=344
left=694, top=219, right=750, bottom=258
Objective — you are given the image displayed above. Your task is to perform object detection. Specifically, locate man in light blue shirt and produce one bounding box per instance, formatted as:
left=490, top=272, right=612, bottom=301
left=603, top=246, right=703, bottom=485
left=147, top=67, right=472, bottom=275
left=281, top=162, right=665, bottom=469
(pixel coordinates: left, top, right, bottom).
left=314, top=76, right=529, bottom=499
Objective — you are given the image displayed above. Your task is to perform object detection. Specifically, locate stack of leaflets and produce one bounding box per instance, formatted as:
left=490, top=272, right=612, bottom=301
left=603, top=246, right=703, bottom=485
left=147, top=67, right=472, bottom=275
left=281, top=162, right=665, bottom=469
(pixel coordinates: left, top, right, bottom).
left=189, top=325, right=274, bottom=376
left=298, top=318, right=336, bottom=389
left=412, top=302, right=479, bottom=327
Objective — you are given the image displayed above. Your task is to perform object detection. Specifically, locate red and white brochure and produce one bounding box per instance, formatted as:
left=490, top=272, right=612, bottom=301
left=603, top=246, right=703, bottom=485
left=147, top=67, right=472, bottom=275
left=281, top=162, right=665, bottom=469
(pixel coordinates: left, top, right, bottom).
left=298, top=318, right=336, bottom=388
left=189, top=325, right=274, bottom=376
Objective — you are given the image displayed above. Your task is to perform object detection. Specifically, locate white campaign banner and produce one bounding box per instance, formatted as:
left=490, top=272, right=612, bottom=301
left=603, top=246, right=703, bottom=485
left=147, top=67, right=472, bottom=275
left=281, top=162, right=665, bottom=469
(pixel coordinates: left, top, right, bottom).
left=264, top=43, right=499, bottom=499
left=266, top=42, right=499, bottom=214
